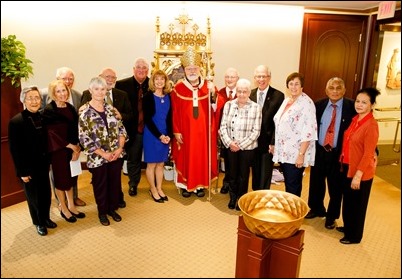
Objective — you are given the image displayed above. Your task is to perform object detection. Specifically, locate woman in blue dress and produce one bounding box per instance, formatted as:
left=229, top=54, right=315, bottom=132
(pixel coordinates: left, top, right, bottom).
left=143, top=69, right=172, bottom=203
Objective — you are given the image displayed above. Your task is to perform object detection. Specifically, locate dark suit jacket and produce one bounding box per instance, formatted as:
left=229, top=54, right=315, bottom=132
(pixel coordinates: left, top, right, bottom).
left=250, top=86, right=284, bottom=152
left=315, top=97, right=356, bottom=156
left=115, top=76, right=150, bottom=144
left=80, top=88, right=133, bottom=134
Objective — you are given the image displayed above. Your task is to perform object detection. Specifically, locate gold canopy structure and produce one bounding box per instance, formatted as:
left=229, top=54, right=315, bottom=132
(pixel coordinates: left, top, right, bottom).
left=152, top=10, right=215, bottom=83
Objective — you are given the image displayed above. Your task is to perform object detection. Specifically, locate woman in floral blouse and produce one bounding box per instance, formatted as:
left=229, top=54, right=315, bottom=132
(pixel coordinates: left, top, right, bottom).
left=272, top=72, right=317, bottom=197
left=79, top=77, right=127, bottom=226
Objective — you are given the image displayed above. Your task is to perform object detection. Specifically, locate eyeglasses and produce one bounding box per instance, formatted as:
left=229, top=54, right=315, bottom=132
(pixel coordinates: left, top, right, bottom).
left=225, top=76, right=238, bottom=79
left=103, top=75, right=117, bottom=80
left=255, top=75, right=271, bottom=79
left=25, top=96, right=41, bottom=102
left=61, top=77, right=74, bottom=82
left=135, top=66, right=148, bottom=71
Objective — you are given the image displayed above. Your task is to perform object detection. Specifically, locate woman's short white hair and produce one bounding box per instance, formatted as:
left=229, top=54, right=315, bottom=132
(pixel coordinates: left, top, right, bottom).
left=236, top=78, right=251, bottom=90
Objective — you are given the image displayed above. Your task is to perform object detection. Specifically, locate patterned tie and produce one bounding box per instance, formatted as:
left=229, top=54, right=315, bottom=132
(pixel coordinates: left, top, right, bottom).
left=324, top=104, right=337, bottom=148
left=106, top=91, right=113, bottom=105
left=137, top=87, right=144, bottom=133
left=258, top=91, right=265, bottom=106
left=228, top=90, right=233, bottom=100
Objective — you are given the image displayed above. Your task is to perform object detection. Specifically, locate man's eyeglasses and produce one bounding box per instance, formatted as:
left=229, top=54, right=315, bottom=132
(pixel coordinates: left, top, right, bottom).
left=255, top=75, right=271, bottom=79
left=103, top=75, right=117, bottom=80
left=61, top=77, right=74, bottom=82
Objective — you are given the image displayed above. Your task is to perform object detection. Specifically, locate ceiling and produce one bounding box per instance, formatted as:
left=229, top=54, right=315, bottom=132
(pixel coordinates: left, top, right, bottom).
left=227, top=1, right=386, bottom=12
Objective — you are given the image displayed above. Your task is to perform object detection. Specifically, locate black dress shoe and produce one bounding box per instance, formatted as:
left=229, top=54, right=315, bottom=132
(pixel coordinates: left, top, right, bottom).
left=129, top=187, right=137, bottom=197
left=305, top=210, right=326, bottom=219
left=181, top=189, right=191, bottom=198
left=108, top=210, right=122, bottom=222
left=149, top=190, right=164, bottom=203
left=69, top=210, right=86, bottom=219
left=336, top=226, right=345, bottom=233
left=36, top=225, right=48, bottom=236
left=325, top=218, right=336, bottom=229
left=119, top=200, right=127, bottom=208
left=160, top=195, right=169, bottom=201
left=45, top=219, right=57, bottom=229
left=340, top=237, right=360, bottom=244
left=228, top=198, right=236, bottom=209
left=195, top=189, right=205, bottom=197
left=99, top=214, right=110, bottom=226
left=220, top=184, right=229, bottom=194
left=60, top=211, right=77, bottom=223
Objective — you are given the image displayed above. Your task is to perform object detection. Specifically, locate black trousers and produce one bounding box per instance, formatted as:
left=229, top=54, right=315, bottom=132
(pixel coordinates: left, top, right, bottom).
left=251, top=151, right=274, bottom=190
left=126, top=133, right=143, bottom=189
left=227, top=149, right=255, bottom=200
left=90, top=159, right=124, bottom=215
left=308, top=144, right=343, bottom=219
left=22, top=166, right=51, bottom=226
left=341, top=164, right=373, bottom=242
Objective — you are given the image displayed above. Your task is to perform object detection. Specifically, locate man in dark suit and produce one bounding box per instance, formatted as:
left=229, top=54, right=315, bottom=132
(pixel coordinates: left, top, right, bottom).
left=115, top=58, right=151, bottom=197
left=249, top=65, right=284, bottom=190
left=306, top=77, right=356, bottom=230
left=81, top=67, right=133, bottom=208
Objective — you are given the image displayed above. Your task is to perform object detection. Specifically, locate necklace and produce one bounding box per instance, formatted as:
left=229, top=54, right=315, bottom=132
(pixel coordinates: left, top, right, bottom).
left=155, top=93, right=165, bottom=103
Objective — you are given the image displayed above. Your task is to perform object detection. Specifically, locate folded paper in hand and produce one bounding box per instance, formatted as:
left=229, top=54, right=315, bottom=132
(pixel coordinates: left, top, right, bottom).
left=70, top=160, right=82, bottom=177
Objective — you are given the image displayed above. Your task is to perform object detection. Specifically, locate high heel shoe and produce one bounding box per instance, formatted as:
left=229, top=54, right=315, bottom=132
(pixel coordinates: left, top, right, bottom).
left=69, top=210, right=86, bottom=219
left=149, top=190, right=164, bottom=203
left=159, top=194, right=169, bottom=201
left=60, top=211, right=77, bottom=223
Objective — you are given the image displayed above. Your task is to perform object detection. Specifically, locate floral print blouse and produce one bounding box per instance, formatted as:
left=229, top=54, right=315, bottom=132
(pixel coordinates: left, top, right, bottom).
left=273, top=92, right=317, bottom=167
left=79, top=103, right=127, bottom=168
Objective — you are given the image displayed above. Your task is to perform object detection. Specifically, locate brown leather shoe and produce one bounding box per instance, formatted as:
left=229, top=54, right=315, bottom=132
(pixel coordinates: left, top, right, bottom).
left=74, top=198, right=86, bottom=206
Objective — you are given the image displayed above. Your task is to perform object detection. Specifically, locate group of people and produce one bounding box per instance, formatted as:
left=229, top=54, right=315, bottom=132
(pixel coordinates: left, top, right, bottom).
left=9, top=46, right=380, bottom=245
left=216, top=67, right=379, bottom=246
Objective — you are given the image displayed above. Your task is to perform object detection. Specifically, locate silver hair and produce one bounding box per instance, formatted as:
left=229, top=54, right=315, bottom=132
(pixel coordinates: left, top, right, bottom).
left=20, top=86, right=41, bottom=103
left=88, top=76, right=107, bottom=90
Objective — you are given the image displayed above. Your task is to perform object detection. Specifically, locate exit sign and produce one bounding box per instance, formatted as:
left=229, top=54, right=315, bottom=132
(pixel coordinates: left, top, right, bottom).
left=377, top=1, right=396, bottom=20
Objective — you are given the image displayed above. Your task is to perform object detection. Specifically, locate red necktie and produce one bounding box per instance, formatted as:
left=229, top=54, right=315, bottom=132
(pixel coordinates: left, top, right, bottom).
left=228, top=90, right=233, bottom=100
left=324, top=104, right=337, bottom=148
left=138, top=87, right=144, bottom=133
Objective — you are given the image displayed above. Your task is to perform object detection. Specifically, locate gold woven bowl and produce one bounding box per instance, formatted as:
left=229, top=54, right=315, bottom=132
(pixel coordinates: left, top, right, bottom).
left=237, top=190, right=309, bottom=240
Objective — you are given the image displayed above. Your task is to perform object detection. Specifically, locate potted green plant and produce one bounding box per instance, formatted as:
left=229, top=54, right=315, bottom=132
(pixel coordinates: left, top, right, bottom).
left=1, top=35, right=33, bottom=88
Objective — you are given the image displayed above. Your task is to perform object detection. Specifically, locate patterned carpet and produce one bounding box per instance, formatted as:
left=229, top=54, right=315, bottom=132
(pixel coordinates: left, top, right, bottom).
left=376, top=144, right=400, bottom=189
left=1, top=168, right=400, bottom=278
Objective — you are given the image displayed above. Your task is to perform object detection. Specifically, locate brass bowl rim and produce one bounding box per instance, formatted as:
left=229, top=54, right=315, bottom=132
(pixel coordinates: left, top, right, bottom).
left=237, top=189, right=309, bottom=223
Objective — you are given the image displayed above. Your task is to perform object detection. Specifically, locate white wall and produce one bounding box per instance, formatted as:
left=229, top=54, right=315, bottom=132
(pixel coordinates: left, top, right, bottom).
left=2, top=1, right=400, bottom=143
left=1, top=1, right=303, bottom=94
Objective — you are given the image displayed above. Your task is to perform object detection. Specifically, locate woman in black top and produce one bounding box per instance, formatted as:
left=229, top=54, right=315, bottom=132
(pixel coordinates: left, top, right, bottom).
left=8, top=86, right=57, bottom=236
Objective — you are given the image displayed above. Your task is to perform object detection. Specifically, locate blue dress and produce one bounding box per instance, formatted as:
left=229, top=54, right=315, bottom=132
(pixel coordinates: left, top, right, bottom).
left=143, top=94, right=170, bottom=163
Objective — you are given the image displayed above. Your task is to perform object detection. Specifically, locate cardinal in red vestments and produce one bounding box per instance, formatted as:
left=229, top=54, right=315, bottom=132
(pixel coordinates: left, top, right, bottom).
left=171, top=47, right=218, bottom=197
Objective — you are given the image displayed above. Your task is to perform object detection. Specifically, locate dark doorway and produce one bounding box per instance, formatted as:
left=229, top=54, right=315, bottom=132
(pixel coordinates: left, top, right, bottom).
left=299, top=13, right=368, bottom=101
